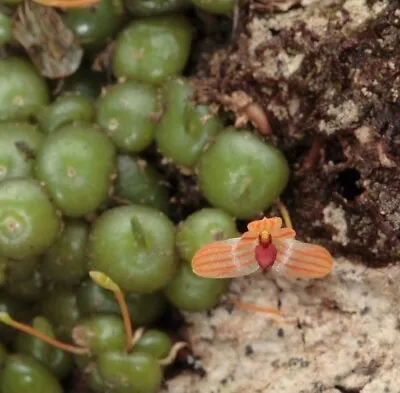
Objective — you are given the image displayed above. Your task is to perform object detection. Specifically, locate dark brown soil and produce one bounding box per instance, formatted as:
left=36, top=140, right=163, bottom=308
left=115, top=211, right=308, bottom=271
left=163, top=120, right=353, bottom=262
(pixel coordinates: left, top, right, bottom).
left=188, top=0, right=400, bottom=266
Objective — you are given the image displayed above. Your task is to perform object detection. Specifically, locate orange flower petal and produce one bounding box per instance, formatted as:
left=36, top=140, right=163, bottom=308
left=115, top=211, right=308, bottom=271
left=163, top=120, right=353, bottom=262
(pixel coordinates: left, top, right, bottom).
left=247, top=217, right=283, bottom=233
left=272, top=227, right=296, bottom=240
left=272, top=238, right=333, bottom=279
left=192, top=236, right=259, bottom=279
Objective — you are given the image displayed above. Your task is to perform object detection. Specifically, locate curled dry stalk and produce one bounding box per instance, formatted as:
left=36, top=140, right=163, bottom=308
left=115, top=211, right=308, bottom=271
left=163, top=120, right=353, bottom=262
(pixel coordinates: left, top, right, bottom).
left=158, top=342, right=189, bottom=366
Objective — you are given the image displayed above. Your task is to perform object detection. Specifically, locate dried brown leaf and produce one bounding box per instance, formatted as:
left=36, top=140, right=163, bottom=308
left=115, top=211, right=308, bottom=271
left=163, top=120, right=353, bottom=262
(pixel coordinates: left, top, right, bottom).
left=11, top=0, right=83, bottom=79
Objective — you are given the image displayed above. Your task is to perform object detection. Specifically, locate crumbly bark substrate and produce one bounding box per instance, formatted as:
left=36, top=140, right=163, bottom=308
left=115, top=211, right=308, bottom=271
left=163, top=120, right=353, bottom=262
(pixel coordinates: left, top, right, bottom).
left=188, top=0, right=400, bottom=266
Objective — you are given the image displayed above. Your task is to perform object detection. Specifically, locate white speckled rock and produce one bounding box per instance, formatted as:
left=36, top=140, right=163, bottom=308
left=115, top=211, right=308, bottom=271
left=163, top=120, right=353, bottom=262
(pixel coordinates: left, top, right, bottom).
left=162, top=258, right=400, bottom=393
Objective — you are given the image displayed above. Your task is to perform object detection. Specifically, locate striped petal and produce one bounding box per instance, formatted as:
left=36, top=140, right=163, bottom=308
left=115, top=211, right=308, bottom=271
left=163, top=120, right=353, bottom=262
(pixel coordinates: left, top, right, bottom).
left=272, top=238, right=333, bottom=279
left=191, top=235, right=259, bottom=279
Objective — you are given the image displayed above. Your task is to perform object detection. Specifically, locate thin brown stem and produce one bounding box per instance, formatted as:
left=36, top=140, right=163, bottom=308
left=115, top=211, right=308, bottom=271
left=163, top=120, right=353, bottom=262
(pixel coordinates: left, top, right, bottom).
left=115, top=291, right=133, bottom=353
left=1, top=315, right=89, bottom=356
left=89, top=271, right=134, bottom=354
left=232, top=299, right=283, bottom=316
left=275, top=199, right=293, bottom=229
left=232, top=300, right=296, bottom=324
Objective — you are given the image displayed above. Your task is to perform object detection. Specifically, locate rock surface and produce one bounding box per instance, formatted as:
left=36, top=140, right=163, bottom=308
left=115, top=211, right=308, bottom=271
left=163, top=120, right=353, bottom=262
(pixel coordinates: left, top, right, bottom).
left=163, top=258, right=400, bottom=393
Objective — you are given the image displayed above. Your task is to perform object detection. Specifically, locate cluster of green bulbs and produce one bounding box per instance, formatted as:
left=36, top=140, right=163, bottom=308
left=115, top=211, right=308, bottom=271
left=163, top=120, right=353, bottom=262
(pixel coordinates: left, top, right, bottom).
left=0, top=0, right=290, bottom=392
